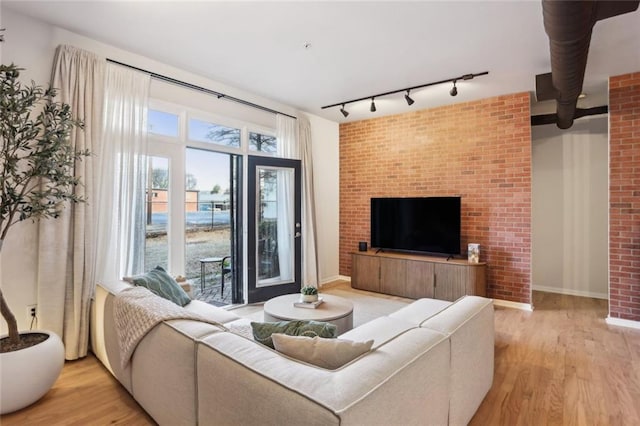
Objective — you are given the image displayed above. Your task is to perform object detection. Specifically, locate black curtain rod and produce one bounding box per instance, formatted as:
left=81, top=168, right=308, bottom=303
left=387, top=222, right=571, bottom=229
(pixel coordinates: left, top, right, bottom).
left=321, top=71, right=489, bottom=109
left=107, top=59, right=297, bottom=120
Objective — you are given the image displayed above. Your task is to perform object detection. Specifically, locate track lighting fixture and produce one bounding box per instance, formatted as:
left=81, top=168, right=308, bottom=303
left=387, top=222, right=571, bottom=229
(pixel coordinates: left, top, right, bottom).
left=404, top=90, right=414, bottom=106
left=321, top=71, right=488, bottom=117
left=450, top=80, right=458, bottom=97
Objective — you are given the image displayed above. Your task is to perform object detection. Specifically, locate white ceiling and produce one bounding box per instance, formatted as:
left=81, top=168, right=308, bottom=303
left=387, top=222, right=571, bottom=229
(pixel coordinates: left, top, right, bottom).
left=4, top=1, right=640, bottom=123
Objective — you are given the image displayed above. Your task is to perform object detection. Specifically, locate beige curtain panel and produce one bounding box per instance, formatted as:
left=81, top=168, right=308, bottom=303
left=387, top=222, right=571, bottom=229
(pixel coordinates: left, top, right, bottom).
left=38, top=45, right=149, bottom=360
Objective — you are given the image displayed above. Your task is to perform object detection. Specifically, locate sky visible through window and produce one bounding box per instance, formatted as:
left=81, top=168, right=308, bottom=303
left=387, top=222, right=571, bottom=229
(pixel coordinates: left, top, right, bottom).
left=186, top=148, right=229, bottom=191
left=148, top=110, right=179, bottom=137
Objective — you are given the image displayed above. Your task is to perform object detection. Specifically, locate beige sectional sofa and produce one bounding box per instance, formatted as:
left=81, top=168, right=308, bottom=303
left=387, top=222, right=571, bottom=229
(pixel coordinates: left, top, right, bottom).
left=91, top=280, right=494, bottom=425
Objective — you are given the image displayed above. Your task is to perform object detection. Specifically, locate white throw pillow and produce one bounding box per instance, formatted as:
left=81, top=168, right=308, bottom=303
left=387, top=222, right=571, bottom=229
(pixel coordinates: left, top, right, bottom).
left=271, top=333, right=374, bottom=370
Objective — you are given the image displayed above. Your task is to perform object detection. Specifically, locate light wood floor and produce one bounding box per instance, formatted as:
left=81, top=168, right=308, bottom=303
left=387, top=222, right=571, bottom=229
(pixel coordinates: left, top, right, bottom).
left=0, top=351, right=154, bottom=425
left=472, top=291, right=640, bottom=426
left=2, top=286, right=639, bottom=425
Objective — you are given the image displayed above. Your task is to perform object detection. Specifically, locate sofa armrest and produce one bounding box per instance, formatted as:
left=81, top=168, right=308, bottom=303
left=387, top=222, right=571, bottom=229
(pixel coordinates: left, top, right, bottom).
left=131, top=320, right=224, bottom=425
left=420, top=295, right=495, bottom=426
left=90, top=282, right=134, bottom=393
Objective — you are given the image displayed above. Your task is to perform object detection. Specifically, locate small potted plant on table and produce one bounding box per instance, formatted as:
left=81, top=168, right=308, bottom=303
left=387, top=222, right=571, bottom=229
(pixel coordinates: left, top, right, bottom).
left=300, top=286, right=319, bottom=303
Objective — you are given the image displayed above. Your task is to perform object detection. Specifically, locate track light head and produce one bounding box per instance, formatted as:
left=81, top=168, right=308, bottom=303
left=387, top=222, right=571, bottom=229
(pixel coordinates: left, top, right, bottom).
left=340, top=104, right=349, bottom=118
left=450, top=80, right=458, bottom=97
left=405, top=90, right=414, bottom=106
left=370, top=98, right=376, bottom=112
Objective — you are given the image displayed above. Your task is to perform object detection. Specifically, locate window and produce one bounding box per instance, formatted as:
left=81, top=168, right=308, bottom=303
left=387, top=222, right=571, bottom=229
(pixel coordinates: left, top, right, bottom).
left=148, top=110, right=179, bottom=137
left=143, top=98, right=277, bottom=304
left=188, top=118, right=240, bottom=148
left=249, top=131, right=277, bottom=154
left=257, top=167, right=279, bottom=280
left=145, top=156, right=170, bottom=271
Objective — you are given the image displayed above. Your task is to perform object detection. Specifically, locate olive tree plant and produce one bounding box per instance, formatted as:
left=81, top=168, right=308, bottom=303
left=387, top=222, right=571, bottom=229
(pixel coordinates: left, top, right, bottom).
left=0, top=64, right=87, bottom=352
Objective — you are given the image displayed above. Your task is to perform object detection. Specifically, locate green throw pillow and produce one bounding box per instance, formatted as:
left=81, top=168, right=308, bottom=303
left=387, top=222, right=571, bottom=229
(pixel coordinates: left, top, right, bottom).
left=131, top=266, right=191, bottom=307
left=251, top=320, right=338, bottom=349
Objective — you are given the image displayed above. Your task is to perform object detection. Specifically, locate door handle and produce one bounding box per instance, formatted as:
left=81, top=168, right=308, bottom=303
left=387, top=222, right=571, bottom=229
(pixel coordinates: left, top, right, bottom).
left=294, top=232, right=302, bottom=238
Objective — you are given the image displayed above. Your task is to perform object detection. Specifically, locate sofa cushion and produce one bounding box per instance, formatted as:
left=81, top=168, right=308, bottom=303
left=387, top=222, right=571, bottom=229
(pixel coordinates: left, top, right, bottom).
left=184, top=299, right=240, bottom=324
left=251, top=320, right=337, bottom=349
left=338, top=315, right=416, bottom=349
left=225, top=318, right=254, bottom=340
left=272, top=334, right=374, bottom=370
left=125, top=266, right=191, bottom=307
left=419, top=296, right=492, bottom=333
left=388, top=298, right=451, bottom=326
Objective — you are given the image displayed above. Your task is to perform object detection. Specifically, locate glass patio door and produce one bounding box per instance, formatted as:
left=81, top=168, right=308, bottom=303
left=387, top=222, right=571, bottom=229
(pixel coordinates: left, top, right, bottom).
left=247, top=156, right=301, bottom=303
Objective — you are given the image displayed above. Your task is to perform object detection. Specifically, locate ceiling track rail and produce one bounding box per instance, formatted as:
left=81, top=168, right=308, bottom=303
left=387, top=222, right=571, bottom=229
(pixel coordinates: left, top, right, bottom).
left=321, top=71, right=489, bottom=110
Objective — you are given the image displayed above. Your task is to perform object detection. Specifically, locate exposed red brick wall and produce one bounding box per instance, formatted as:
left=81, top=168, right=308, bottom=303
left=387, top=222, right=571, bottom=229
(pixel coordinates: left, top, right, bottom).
left=340, top=93, right=532, bottom=304
left=609, top=71, right=640, bottom=321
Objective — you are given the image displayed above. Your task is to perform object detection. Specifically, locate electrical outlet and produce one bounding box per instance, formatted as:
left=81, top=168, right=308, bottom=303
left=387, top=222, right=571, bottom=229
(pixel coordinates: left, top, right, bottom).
left=26, top=304, right=37, bottom=321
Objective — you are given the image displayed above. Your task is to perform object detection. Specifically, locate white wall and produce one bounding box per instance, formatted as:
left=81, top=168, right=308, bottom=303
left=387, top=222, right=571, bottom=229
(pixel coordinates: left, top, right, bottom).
left=1, top=9, right=57, bottom=334
left=531, top=116, right=608, bottom=299
left=306, top=114, right=340, bottom=284
left=0, top=8, right=341, bottom=333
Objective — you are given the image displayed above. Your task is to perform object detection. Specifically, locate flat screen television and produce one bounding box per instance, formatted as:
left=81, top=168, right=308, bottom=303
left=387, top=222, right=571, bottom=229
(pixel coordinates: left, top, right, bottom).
left=370, top=196, right=461, bottom=256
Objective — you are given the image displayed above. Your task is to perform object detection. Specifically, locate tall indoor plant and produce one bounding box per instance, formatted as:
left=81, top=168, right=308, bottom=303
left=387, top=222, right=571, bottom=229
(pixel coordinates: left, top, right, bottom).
left=1, top=63, right=89, bottom=413
left=0, top=63, right=87, bottom=351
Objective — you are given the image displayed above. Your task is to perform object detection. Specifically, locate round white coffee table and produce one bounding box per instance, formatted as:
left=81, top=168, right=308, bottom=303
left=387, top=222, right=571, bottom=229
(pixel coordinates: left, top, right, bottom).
left=263, top=293, right=354, bottom=335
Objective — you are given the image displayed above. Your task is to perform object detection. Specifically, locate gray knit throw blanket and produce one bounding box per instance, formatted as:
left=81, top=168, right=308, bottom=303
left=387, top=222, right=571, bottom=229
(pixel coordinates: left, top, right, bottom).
left=114, top=286, right=225, bottom=368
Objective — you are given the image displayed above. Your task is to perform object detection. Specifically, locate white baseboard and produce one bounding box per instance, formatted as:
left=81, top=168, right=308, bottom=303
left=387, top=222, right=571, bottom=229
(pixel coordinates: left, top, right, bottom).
left=493, top=299, right=533, bottom=312
left=319, top=275, right=342, bottom=285
left=318, top=275, right=350, bottom=288
left=606, top=316, right=640, bottom=330
left=533, top=285, right=608, bottom=300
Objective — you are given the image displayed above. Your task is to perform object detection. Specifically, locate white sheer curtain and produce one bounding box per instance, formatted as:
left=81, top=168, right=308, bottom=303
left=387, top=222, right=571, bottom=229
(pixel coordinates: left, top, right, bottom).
left=38, top=45, right=149, bottom=360
left=275, top=115, right=298, bottom=281
left=276, top=114, right=319, bottom=288
left=38, top=45, right=106, bottom=360
left=94, top=64, right=150, bottom=283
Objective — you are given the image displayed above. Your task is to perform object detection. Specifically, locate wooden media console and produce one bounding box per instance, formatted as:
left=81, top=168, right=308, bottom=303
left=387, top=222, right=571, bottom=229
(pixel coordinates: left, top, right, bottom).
left=351, top=250, right=486, bottom=301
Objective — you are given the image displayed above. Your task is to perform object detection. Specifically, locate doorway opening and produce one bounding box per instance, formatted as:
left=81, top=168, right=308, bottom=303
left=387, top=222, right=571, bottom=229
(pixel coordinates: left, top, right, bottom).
left=531, top=117, right=608, bottom=303
left=185, top=148, right=241, bottom=306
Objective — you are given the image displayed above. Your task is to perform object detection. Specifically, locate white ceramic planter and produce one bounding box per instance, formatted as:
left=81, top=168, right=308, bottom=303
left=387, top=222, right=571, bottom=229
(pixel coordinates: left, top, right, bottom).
left=0, top=330, right=65, bottom=414
left=301, top=294, right=318, bottom=303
